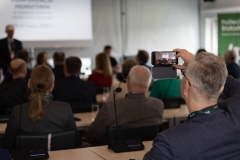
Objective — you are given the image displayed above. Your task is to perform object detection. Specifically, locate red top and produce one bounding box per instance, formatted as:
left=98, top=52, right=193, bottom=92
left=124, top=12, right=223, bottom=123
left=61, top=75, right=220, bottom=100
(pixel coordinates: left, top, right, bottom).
left=87, top=71, right=112, bottom=87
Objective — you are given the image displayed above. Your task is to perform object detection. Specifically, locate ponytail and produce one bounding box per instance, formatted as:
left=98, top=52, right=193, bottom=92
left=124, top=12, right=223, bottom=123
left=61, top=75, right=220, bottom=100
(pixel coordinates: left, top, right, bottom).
left=29, top=91, right=43, bottom=122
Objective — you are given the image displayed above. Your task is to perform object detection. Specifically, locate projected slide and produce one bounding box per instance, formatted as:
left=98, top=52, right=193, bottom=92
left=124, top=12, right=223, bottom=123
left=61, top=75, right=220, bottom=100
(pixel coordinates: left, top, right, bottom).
left=0, top=0, right=93, bottom=48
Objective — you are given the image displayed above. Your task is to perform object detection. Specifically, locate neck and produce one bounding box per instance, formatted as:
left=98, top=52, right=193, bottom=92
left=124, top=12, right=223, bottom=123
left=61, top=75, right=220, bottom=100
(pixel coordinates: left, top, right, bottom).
left=128, top=86, right=147, bottom=93
left=54, top=62, right=64, bottom=66
left=12, top=74, right=25, bottom=79
left=7, top=36, right=13, bottom=39
left=65, top=73, right=79, bottom=77
left=187, top=98, right=217, bottom=113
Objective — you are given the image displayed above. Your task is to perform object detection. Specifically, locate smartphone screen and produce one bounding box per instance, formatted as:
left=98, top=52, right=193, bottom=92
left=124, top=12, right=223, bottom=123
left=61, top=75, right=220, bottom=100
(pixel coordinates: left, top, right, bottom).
left=152, top=51, right=177, bottom=65
left=126, top=140, right=142, bottom=148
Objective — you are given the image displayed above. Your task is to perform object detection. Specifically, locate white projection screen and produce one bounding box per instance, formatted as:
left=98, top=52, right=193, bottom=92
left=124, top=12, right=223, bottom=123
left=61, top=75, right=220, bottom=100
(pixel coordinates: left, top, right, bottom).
left=0, top=0, right=93, bottom=48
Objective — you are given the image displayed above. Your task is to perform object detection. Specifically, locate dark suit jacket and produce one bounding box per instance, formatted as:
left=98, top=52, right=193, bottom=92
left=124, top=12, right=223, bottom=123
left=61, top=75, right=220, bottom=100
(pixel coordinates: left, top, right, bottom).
left=53, top=64, right=65, bottom=81
left=2, top=100, right=77, bottom=151
left=1, top=68, right=31, bottom=85
left=52, top=75, right=96, bottom=113
left=86, top=93, right=164, bottom=144
left=227, top=62, right=240, bottom=79
left=0, top=78, right=30, bottom=115
left=0, top=38, right=23, bottom=75
left=144, top=76, right=240, bottom=160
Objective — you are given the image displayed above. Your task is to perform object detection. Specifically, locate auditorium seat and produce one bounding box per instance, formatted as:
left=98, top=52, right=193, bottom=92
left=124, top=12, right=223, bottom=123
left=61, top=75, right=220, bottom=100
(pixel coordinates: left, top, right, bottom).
left=15, top=130, right=80, bottom=151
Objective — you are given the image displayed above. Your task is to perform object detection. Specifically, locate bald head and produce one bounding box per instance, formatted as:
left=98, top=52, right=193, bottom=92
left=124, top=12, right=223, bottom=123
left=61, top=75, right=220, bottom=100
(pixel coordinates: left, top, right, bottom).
left=9, top=59, right=27, bottom=79
left=53, top=51, right=65, bottom=65
left=6, top=25, right=14, bottom=39
left=127, top=65, right=151, bottom=92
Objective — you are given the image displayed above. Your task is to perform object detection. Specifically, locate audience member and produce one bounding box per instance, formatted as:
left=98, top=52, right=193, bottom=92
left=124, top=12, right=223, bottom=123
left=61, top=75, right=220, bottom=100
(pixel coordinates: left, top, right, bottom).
left=52, top=57, right=96, bottom=113
left=0, top=59, right=30, bottom=115
left=2, top=50, right=32, bottom=85
left=0, top=25, right=23, bottom=75
left=150, top=78, right=182, bottom=99
left=136, top=50, right=151, bottom=70
left=2, top=65, right=77, bottom=151
left=88, top=53, right=112, bottom=87
left=35, top=52, right=52, bottom=68
left=224, top=50, right=240, bottom=79
left=53, top=51, right=65, bottom=81
left=103, top=45, right=120, bottom=72
left=196, top=48, right=206, bottom=54
left=108, top=59, right=137, bottom=101
left=86, top=66, right=164, bottom=144
left=144, top=49, right=240, bottom=159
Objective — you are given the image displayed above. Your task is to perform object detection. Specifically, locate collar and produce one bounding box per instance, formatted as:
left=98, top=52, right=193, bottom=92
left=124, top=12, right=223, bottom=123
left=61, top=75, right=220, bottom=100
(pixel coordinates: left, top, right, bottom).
left=125, top=92, right=146, bottom=98
left=187, top=105, right=219, bottom=121
left=7, top=37, right=13, bottom=42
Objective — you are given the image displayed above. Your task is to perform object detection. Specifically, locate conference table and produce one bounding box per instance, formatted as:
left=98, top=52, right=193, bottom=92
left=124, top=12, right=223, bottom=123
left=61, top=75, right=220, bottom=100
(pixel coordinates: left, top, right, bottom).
left=0, top=105, right=189, bottom=134
left=48, top=141, right=153, bottom=160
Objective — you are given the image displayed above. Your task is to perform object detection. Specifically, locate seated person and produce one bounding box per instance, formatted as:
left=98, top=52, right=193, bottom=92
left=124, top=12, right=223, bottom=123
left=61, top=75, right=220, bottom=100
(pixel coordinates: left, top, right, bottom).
left=103, top=45, right=120, bottom=73
left=1, top=50, right=32, bottom=85
left=224, top=50, right=240, bottom=79
left=144, top=49, right=240, bottom=159
left=87, top=53, right=112, bottom=88
left=150, top=78, right=182, bottom=99
left=2, top=65, right=77, bottom=151
left=53, top=51, right=65, bottom=81
left=108, top=59, right=137, bottom=101
left=86, top=66, right=164, bottom=144
left=0, top=59, right=30, bottom=115
left=136, top=50, right=151, bottom=70
left=35, top=52, right=52, bottom=69
left=52, top=57, right=96, bottom=113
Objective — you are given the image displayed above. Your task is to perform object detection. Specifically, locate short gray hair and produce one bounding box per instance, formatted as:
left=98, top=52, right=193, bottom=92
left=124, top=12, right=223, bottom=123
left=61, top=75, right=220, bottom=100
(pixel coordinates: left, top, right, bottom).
left=186, top=52, right=227, bottom=100
left=128, top=65, right=151, bottom=89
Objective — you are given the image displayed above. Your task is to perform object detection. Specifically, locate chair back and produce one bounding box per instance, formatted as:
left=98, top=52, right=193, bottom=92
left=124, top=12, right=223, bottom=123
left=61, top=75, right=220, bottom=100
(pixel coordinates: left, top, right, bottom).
left=16, top=130, right=80, bottom=151
left=0, top=149, right=11, bottom=160
left=106, top=124, right=159, bottom=144
left=161, top=97, right=185, bottom=109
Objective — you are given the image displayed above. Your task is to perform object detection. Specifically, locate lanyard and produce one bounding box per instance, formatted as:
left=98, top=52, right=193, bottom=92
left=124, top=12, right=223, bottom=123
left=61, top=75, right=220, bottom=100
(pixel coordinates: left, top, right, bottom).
left=187, top=105, right=218, bottom=121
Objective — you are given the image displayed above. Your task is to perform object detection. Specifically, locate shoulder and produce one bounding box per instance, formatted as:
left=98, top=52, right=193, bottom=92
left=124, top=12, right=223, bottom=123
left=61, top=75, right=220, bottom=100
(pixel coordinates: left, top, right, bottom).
left=48, top=101, right=71, bottom=109
left=14, top=39, right=22, bottom=43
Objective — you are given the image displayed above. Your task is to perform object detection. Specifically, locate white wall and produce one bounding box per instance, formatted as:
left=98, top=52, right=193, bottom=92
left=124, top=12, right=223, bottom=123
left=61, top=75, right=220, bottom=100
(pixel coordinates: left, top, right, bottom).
left=199, top=0, right=240, bottom=50
left=125, top=0, right=199, bottom=55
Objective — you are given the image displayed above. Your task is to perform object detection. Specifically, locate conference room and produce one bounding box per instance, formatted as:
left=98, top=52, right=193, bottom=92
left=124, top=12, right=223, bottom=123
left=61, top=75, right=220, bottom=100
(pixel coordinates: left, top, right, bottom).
left=1, top=0, right=240, bottom=159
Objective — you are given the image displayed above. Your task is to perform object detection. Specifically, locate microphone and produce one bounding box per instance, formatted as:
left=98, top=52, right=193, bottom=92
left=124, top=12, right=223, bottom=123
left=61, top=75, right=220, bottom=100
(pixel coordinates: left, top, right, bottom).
left=108, top=87, right=144, bottom=153
left=113, top=87, right=122, bottom=143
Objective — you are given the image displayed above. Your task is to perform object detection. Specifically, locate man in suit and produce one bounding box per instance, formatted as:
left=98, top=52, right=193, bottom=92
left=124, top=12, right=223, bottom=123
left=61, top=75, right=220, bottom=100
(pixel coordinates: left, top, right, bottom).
left=52, top=57, right=96, bottom=113
left=0, top=59, right=29, bottom=115
left=0, top=25, right=23, bottom=75
left=1, top=50, right=31, bottom=85
left=53, top=51, right=65, bottom=81
left=86, top=66, right=164, bottom=144
left=144, top=49, right=240, bottom=159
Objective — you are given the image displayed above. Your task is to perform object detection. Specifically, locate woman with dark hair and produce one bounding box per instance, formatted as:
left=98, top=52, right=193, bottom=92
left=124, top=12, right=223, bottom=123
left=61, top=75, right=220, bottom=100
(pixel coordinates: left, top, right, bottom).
left=3, top=65, right=77, bottom=151
left=35, top=52, right=52, bottom=68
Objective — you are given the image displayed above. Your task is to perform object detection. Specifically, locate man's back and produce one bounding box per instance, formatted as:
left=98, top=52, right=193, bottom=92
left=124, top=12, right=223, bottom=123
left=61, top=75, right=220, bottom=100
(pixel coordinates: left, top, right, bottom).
left=144, top=76, right=240, bottom=160
left=53, top=64, right=65, bottom=81
left=0, top=78, right=29, bottom=115
left=52, top=75, right=96, bottom=112
left=86, top=93, right=164, bottom=143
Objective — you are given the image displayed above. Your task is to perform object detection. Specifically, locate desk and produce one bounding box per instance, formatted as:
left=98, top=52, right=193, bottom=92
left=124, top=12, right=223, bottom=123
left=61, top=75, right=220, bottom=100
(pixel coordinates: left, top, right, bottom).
left=88, top=141, right=152, bottom=160
left=48, top=148, right=103, bottom=160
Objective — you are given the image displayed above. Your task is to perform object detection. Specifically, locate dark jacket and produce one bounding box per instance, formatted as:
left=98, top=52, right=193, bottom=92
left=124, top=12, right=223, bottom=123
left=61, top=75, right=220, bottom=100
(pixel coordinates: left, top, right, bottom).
left=52, top=75, right=96, bottom=113
left=86, top=93, right=164, bottom=144
left=53, top=64, right=65, bottom=81
left=0, top=78, right=30, bottom=115
left=0, top=38, right=23, bottom=75
left=144, top=76, right=240, bottom=160
left=227, top=62, right=240, bottom=79
left=2, top=100, right=77, bottom=151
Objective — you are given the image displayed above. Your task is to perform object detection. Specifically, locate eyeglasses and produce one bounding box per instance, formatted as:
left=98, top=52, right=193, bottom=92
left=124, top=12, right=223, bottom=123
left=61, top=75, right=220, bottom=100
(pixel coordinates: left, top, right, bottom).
left=181, top=70, right=191, bottom=86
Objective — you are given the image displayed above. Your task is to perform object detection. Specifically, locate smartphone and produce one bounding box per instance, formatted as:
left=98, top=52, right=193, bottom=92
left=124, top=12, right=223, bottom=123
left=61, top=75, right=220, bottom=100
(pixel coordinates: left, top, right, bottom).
left=151, top=51, right=178, bottom=79
left=29, top=149, right=48, bottom=157
left=151, top=51, right=178, bottom=66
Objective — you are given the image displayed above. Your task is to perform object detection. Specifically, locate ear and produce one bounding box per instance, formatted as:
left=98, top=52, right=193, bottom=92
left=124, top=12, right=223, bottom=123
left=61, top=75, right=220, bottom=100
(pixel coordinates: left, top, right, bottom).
left=49, top=84, right=54, bottom=92
left=28, top=79, right=31, bottom=89
left=183, top=79, right=190, bottom=100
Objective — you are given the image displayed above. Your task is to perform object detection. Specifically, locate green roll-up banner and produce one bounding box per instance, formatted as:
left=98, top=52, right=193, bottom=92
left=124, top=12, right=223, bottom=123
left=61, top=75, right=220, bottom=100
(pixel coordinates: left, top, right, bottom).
left=218, top=13, right=240, bottom=61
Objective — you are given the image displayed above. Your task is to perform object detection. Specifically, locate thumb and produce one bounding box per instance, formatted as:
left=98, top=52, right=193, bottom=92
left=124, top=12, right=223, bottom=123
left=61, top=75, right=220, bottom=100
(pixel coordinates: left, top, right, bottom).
left=172, top=64, right=186, bottom=70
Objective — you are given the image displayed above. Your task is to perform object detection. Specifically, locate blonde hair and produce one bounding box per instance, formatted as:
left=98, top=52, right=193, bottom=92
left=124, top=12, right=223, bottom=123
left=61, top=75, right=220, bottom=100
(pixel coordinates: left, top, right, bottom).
left=29, top=65, right=54, bottom=122
left=95, top=53, right=112, bottom=77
